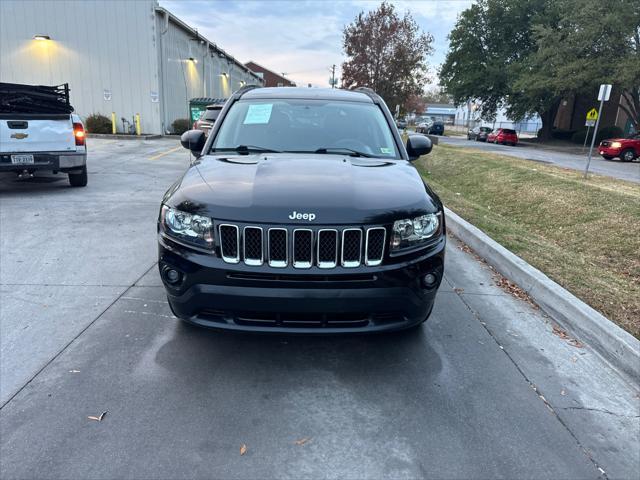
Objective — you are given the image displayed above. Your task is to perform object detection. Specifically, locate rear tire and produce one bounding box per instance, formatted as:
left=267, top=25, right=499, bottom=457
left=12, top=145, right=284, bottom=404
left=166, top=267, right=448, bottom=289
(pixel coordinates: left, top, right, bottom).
left=68, top=167, right=87, bottom=187
left=621, top=149, right=636, bottom=162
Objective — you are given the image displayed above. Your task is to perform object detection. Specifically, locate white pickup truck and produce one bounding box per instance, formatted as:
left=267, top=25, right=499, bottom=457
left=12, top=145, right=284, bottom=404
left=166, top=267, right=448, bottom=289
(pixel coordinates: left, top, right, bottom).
left=0, top=83, right=87, bottom=187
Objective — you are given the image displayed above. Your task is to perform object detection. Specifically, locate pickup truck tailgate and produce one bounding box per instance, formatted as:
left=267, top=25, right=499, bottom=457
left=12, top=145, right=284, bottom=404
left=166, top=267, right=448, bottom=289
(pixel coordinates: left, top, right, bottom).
left=0, top=115, right=76, bottom=153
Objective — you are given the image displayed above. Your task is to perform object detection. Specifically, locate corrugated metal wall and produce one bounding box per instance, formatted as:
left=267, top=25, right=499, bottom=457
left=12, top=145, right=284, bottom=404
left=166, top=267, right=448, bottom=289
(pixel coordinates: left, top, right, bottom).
left=0, top=0, right=162, bottom=134
left=0, top=0, right=262, bottom=134
left=156, top=11, right=261, bottom=133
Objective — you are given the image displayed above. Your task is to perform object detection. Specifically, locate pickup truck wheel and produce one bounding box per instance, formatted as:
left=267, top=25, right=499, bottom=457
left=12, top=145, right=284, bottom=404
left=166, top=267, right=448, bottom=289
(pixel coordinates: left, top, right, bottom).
left=621, top=149, right=636, bottom=162
left=68, top=167, right=88, bottom=187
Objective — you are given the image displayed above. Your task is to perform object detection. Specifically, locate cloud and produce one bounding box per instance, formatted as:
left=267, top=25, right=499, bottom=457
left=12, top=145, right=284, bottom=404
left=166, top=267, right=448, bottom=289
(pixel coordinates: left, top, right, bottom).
left=160, top=0, right=471, bottom=88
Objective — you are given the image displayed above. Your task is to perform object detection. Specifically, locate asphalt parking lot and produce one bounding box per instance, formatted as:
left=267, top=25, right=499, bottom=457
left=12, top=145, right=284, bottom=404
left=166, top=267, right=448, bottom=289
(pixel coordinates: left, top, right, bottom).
left=438, top=136, right=640, bottom=183
left=1, top=138, right=638, bottom=479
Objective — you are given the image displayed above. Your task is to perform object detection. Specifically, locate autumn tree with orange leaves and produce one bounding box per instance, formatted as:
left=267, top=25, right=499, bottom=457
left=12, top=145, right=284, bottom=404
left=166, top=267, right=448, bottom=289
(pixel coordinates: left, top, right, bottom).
left=341, top=2, right=433, bottom=114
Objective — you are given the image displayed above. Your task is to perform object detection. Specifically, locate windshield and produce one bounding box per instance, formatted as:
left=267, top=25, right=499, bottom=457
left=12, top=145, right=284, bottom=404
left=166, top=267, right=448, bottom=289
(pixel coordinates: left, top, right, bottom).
left=210, top=98, right=399, bottom=158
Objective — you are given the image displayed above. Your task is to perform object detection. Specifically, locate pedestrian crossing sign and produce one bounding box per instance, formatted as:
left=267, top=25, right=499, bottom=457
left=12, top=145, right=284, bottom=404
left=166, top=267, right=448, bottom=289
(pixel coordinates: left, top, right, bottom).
left=586, top=108, right=598, bottom=121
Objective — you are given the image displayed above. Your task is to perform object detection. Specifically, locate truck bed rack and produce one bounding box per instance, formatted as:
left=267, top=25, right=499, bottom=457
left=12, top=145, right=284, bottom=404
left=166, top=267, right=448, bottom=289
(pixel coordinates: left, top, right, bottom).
left=0, top=83, right=74, bottom=114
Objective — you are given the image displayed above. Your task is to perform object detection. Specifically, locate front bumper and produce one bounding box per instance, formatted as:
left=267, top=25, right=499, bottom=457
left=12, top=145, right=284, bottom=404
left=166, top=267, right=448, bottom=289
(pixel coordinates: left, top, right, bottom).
left=599, top=146, right=622, bottom=157
left=0, top=152, right=86, bottom=173
left=159, top=235, right=445, bottom=333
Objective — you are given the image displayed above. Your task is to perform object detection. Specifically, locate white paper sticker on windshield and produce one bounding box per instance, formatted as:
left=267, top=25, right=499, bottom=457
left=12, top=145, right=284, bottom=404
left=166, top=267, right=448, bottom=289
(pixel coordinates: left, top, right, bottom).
left=244, top=104, right=273, bottom=124
left=380, top=147, right=392, bottom=154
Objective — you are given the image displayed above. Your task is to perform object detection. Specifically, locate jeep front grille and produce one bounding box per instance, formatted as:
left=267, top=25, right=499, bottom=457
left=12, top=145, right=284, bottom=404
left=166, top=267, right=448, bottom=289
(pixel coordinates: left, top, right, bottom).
left=268, top=228, right=288, bottom=267
left=217, top=224, right=386, bottom=268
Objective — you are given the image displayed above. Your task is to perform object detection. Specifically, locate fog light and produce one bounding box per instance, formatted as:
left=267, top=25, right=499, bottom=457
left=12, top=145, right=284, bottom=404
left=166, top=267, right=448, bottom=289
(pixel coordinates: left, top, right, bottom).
left=165, top=268, right=181, bottom=284
left=423, top=273, right=437, bottom=287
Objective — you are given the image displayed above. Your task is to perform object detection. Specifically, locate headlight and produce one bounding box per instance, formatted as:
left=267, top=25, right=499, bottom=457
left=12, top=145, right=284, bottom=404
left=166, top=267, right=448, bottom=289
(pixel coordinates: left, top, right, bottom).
left=391, top=213, right=441, bottom=251
left=160, top=205, right=213, bottom=249
left=611, top=141, right=622, bottom=148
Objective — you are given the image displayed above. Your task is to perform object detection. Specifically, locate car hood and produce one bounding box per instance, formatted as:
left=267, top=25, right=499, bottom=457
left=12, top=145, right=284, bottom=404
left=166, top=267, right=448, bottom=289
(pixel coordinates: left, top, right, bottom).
left=165, top=153, right=440, bottom=225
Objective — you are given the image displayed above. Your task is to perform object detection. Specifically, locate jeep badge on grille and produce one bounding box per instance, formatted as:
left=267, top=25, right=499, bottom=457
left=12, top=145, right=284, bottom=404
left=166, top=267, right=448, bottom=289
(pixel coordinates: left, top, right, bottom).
left=288, top=211, right=316, bottom=221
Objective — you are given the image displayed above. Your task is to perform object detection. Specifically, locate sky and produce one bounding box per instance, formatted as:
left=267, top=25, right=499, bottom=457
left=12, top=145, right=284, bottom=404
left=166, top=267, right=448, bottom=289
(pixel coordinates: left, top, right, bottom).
left=160, top=0, right=472, bottom=89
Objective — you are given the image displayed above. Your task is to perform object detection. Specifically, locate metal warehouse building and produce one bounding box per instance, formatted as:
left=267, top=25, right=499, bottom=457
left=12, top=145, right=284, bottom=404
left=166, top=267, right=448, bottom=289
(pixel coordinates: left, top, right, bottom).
left=0, top=0, right=263, bottom=134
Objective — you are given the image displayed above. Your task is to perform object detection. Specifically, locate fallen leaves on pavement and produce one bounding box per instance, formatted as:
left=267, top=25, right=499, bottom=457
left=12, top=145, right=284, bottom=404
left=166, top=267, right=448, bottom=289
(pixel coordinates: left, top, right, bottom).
left=240, top=444, right=247, bottom=456
left=87, top=411, right=107, bottom=422
left=294, top=437, right=311, bottom=446
left=494, top=276, right=537, bottom=308
left=552, top=324, right=584, bottom=348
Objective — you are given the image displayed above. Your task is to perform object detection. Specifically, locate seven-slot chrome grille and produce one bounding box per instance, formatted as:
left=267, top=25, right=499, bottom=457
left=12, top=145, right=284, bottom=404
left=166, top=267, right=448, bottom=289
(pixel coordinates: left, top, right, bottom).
left=218, top=224, right=386, bottom=268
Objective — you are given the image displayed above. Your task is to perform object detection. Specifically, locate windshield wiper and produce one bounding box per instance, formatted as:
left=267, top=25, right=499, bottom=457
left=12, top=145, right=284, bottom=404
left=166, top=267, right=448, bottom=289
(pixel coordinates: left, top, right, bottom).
left=313, top=147, right=373, bottom=158
left=212, top=145, right=281, bottom=155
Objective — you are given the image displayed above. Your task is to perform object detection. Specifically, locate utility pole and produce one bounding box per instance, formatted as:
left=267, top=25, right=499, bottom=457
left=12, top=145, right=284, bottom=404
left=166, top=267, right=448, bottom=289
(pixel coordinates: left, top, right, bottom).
left=330, top=64, right=336, bottom=89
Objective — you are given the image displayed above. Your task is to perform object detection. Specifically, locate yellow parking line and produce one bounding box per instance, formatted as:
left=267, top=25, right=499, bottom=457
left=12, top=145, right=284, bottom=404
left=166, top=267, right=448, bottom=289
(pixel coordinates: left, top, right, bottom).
left=148, top=146, right=182, bottom=160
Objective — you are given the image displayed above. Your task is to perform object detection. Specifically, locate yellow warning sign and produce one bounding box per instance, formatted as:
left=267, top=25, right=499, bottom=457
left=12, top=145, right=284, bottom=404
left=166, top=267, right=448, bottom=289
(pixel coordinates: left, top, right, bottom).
left=586, top=108, right=598, bottom=121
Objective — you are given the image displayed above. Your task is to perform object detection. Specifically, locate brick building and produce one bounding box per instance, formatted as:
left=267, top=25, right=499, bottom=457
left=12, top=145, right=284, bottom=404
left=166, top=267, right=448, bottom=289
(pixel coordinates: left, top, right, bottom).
left=554, top=87, right=636, bottom=136
left=245, top=61, right=296, bottom=88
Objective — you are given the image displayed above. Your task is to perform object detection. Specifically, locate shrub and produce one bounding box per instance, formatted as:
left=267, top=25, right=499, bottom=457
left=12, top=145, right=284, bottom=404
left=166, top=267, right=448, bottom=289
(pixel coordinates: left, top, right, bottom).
left=172, top=118, right=191, bottom=135
left=571, top=129, right=589, bottom=144
left=85, top=113, right=112, bottom=134
left=537, top=128, right=576, bottom=140
left=551, top=129, right=576, bottom=141
left=595, top=125, right=624, bottom=142
left=570, top=125, right=624, bottom=144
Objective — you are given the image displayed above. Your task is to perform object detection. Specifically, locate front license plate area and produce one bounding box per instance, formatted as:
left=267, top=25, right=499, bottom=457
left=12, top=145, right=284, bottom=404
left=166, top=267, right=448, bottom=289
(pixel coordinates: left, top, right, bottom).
left=11, top=154, right=34, bottom=165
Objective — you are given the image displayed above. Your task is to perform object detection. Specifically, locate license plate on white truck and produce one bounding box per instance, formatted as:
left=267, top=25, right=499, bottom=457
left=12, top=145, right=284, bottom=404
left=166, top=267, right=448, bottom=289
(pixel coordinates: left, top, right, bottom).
left=11, top=154, right=34, bottom=164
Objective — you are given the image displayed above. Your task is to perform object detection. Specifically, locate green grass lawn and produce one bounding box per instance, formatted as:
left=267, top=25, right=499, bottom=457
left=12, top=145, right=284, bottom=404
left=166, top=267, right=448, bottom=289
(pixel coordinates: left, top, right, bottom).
left=416, top=144, right=640, bottom=338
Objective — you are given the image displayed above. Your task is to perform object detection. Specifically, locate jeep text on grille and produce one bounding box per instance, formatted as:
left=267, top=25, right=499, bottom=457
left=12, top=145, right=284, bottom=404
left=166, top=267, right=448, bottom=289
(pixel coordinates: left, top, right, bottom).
left=158, top=86, right=445, bottom=333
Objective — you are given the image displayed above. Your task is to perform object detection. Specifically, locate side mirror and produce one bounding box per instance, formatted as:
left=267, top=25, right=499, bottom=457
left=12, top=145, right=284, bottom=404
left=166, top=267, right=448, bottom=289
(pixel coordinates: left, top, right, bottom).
left=406, top=134, right=432, bottom=161
left=180, top=129, right=206, bottom=156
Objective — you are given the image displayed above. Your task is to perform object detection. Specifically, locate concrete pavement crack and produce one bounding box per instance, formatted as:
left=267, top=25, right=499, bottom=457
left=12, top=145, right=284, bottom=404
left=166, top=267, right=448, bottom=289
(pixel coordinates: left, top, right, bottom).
left=559, top=406, right=640, bottom=418
left=452, top=287, right=610, bottom=479
left=0, top=262, right=159, bottom=411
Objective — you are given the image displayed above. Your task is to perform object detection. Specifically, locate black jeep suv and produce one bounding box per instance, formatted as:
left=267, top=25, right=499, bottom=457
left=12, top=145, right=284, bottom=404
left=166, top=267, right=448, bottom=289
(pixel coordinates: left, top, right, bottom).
left=158, top=86, right=445, bottom=333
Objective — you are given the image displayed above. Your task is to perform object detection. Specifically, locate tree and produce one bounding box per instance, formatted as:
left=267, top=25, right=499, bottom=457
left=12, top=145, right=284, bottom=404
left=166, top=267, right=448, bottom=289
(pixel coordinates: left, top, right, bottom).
left=529, top=0, right=640, bottom=130
left=403, top=93, right=426, bottom=114
left=441, top=0, right=640, bottom=139
left=440, top=0, right=561, bottom=139
left=423, top=86, right=451, bottom=104
left=342, top=1, right=433, bottom=112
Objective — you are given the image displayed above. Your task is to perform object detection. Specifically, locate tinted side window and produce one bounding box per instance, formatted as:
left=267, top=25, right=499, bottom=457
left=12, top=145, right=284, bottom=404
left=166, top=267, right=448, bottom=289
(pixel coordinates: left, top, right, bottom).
left=205, top=110, right=221, bottom=121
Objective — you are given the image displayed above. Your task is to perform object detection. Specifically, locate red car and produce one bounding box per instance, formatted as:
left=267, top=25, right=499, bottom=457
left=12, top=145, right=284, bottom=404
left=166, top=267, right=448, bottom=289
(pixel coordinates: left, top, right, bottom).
left=487, top=128, right=518, bottom=146
left=599, top=134, right=639, bottom=162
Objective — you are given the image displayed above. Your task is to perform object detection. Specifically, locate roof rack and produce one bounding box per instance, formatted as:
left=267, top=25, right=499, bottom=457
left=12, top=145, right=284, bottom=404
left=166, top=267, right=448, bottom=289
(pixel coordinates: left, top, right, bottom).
left=234, top=84, right=261, bottom=98
left=353, top=86, right=377, bottom=99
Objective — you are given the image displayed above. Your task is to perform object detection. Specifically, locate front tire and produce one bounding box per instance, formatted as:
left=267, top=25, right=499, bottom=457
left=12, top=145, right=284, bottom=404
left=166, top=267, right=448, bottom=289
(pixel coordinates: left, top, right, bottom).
left=68, top=167, right=88, bottom=187
left=621, top=149, right=636, bottom=162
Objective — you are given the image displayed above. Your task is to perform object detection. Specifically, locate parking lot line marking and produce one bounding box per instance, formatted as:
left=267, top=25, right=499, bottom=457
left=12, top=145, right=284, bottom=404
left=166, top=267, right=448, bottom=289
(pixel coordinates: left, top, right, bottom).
left=148, top=146, right=182, bottom=160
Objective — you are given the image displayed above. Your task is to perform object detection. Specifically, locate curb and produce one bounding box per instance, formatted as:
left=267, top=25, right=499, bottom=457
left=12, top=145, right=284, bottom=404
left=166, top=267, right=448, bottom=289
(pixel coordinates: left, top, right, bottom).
left=444, top=207, right=640, bottom=383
